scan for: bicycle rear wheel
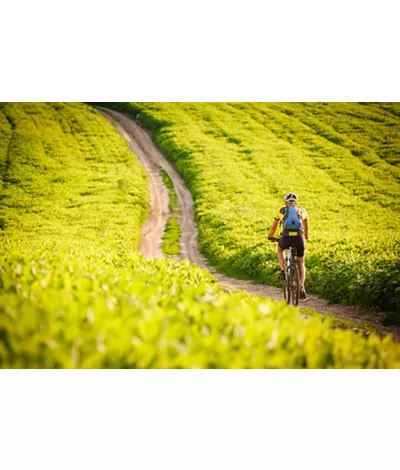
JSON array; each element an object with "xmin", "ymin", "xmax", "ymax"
[
  {"xmin": 283, "ymin": 278, "xmax": 290, "ymax": 304},
  {"xmin": 290, "ymin": 264, "xmax": 300, "ymax": 306}
]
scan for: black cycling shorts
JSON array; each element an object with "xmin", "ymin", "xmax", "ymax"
[{"xmin": 278, "ymin": 234, "xmax": 306, "ymax": 257}]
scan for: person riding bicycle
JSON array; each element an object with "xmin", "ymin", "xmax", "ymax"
[{"xmin": 268, "ymin": 193, "xmax": 309, "ymax": 300}]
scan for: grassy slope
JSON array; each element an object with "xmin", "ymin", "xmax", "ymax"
[
  {"xmin": 0, "ymin": 102, "xmax": 149, "ymax": 252},
  {"xmin": 98, "ymin": 102, "xmax": 400, "ymax": 315},
  {"xmin": 2, "ymin": 102, "xmax": 400, "ymax": 368}
]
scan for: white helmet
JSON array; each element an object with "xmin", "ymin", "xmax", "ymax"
[{"xmin": 284, "ymin": 193, "xmax": 298, "ymax": 204}]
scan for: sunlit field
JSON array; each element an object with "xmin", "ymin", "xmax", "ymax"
[
  {"xmin": 100, "ymin": 102, "xmax": 400, "ymax": 316},
  {"xmin": 2, "ymin": 102, "xmax": 400, "ymax": 368}
]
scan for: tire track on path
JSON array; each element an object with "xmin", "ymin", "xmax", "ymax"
[{"xmin": 100, "ymin": 108, "xmax": 400, "ymax": 340}]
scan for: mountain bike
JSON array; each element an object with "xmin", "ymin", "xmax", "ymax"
[{"xmin": 270, "ymin": 238, "xmax": 300, "ymax": 306}]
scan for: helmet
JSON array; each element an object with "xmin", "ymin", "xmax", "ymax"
[{"xmin": 284, "ymin": 193, "xmax": 298, "ymax": 204}]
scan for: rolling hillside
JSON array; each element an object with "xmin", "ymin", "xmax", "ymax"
[
  {"xmin": 2, "ymin": 102, "xmax": 400, "ymax": 368},
  {"xmin": 0, "ymin": 102, "xmax": 149, "ymax": 250},
  {"xmin": 99, "ymin": 103, "xmax": 400, "ymax": 316}
]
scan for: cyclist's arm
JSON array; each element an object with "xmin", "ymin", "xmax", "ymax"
[
  {"xmin": 303, "ymin": 218, "xmax": 309, "ymax": 239},
  {"xmin": 268, "ymin": 218, "xmax": 280, "ymax": 238}
]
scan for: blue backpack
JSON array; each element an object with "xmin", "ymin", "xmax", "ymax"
[{"xmin": 283, "ymin": 206, "xmax": 302, "ymax": 230}]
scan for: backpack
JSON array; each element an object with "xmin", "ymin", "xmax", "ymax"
[{"xmin": 283, "ymin": 206, "xmax": 302, "ymax": 230}]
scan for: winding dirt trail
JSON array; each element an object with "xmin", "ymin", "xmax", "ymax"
[
  {"xmin": 99, "ymin": 109, "xmax": 169, "ymax": 258},
  {"xmin": 101, "ymin": 108, "xmax": 400, "ymax": 340}
]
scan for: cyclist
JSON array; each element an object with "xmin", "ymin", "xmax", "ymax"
[{"xmin": 268, "ymin": 193, "xmax": 309, "ymax": 299}]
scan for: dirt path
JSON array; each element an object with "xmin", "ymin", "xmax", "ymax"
[
  {"xmin": 99, "ymin": 109, "xmax": 169, "ymax": 258},
  {"xmin": 101, "ymin": 108, "xmax": 400, "ymax": 340}
]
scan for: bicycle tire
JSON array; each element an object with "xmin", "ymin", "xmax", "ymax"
[
  {"xmin": 290, "ymin": 264, "xmax": 300, "ymax": 306},
  {"xmin": 283, "ymin": 278, "xmax": 290, "ymax": 304}
]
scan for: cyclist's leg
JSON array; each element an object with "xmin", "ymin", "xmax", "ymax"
[
  {"xmin": 295, "ymin": 236, "xmax": 306, "ymax": 297},
  {"xmin": 277, "ymin": 237, "xmax": 289, "ymax": 280},
  {"xmin": 298, "ymin": 256, "xmax": 306, "ymax": 286},
  {"xmin": 277, "ymin": 246, "xmax": 285, "ymax": 271}
]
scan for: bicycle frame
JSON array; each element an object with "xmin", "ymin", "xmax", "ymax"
[
  {"xmin": 284, "ymin": 246, "xmax": 300, "ymax": 306},
  {"xmin": 271, "ymin": 238, "xmax": 300, "ymax": 306},
  {"xmin": 285, "ymin": 246, "xmax": 297, "ymax": 273}
]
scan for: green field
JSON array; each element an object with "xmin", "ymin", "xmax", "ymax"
[
  {"xmin": 2, "ymin": 102, "xmax": 400, "ymax": 368},
  {"xmin": 0, "ymin": 102, "xmax": 149, "ymax": 250},
  {"xmin": 98, "ymin": 102, "xmax": 400, "ymax": 316}
]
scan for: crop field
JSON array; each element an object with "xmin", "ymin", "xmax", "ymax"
[
  {"xmin": 0, "ymin": 102, "xmax": 149, "ymax": 251},
  {"xmin": 2, "ymin": 102, "xmax": 400, "ymax": 368},
  {"xmin": 4, "ymin": 246, "xmax": 400, "ymax": 368},
  {"xmin": 100, "ymin": 103, "xmax": 400, "ymax": 317}
]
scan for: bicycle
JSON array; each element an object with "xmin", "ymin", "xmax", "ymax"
[{"xmin": 270, "ymin": 237, "xmax": 300, "ymax": 306}]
